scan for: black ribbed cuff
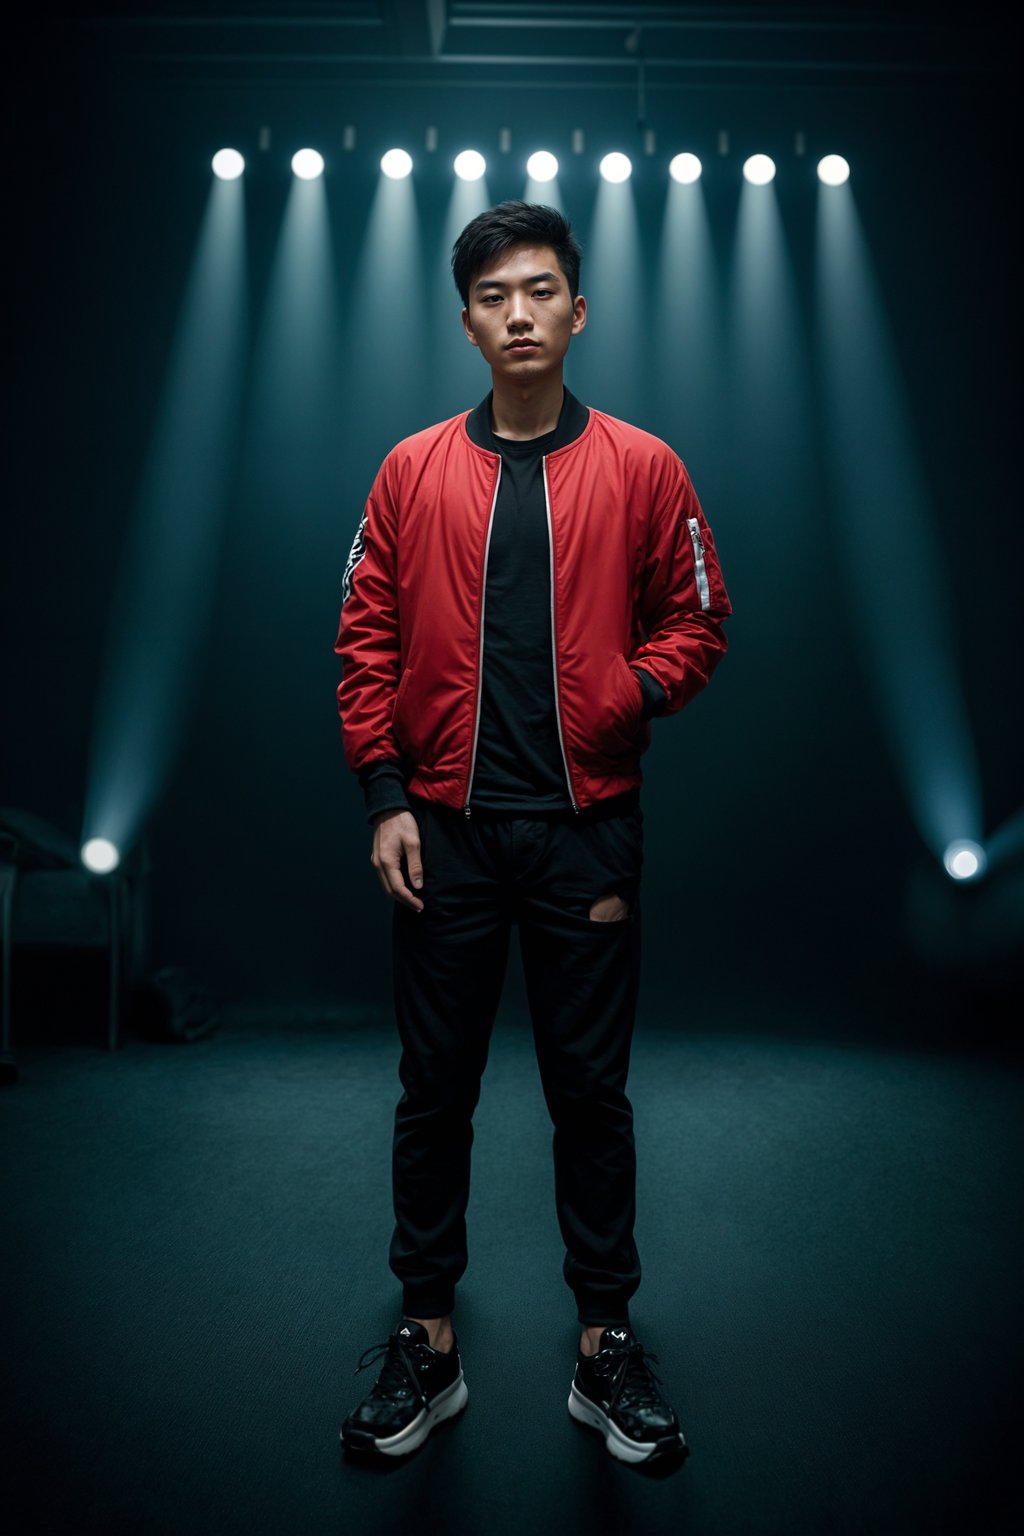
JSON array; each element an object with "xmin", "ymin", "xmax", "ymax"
[
  {"xmin": 358, "ymin": 760, "xmax": 412, "ymax": 824},
  {"xmin": 634, "ymin": 667, "xmax": 668, "ymax": 720}
]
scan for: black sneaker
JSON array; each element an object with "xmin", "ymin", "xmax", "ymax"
[
  {"xmin": 568, "ymin": 1324, "xmax": 689, "ymax": 1465},
  {"xmin": 340, "ymin": 1319, "xmax": 468, "ymax": 1457}
]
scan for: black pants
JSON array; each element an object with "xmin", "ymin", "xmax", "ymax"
[{"xmin": 388, "ymin": 790, "xmax": 645, "ymax": 1328}]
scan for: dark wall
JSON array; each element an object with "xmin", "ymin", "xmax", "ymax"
[{"xmin": 4, "ymin": 22, "xmax": 1020, "ymax": 1028}]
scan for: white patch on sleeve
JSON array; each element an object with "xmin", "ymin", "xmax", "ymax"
[{"xmin": 341, "ymin": 510, "xmax": 368, "ymax": 604}]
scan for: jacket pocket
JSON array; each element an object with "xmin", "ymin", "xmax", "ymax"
[
  {"xmin": 391, "ymin": 666, "xmax": 414, "ymax": 746},
  {"xmin": 589, "ymin": 653, "xmax": 644, "ymax": 760},
  {"xmin": 612, "ymin": 652, "xmax": 644, "ymax": 732},
  {"xmin": 573, "ymin": 654, "xmax": 647, "ymax": 771}
]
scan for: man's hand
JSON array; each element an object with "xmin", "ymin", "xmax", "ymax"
[{"xmin": 371, "ymin": 809, "xmax": 425, "ymax": 912}]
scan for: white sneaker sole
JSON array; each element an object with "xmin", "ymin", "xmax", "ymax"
[
  {"xmin": 567, "ymin": 1382, "xmax": 686, "ymax": 1464},
  {"xmin": 342, "ymin": 1369, "xmax": 468, "ymax": 1457}
]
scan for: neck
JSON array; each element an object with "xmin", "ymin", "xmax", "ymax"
[{"xmin": 489, "ymin": 372, "xmax": 565, "ymax": 440}]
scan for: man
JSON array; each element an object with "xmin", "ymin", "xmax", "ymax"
[{"xmin": 335, "ymin": 201, "xmax": 731, "ymax": 1464}]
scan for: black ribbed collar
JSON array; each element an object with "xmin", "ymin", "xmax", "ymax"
[{"xmin": 465, "ymin": 386, "xmax": 589, "ymax": 454}]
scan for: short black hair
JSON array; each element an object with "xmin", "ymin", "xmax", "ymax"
[{"xmin": 451, "ymin": 200, "xmax": 583, "ymax": 308}]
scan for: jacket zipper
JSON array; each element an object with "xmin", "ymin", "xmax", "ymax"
[
  {"xmin": 542, "ymin": 457, "xmax": 580, "ymax": 813},
  {"xmin": 687, "ymin": 517, "xmax": 711, "ymax": 611},
  {"xmin": 463, "ymin": 460, "xmax": 502, "ymax": 816}
]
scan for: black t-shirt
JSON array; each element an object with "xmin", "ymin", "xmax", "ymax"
[{"xmin": 467, "ymin": 416, "xmax": 574, "ymax": 811}]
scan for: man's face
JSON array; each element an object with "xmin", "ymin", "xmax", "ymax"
[{"xmin": 461, "ymin": 243, "xmax": 586, "ymax": 380}]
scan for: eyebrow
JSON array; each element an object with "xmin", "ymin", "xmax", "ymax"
[{"xmin": 473, "ymin": 270, "xmax": 561, "ymax": 292}]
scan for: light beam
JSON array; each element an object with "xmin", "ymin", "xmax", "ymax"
[
  {"xmin": 83, "ymin": 176, "xmax": 248, "ymax": 860},
  {"xmin": 815, "ymin": 182, "xmax": 984, "ymax": 864}
]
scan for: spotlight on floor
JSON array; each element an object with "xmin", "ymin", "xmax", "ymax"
[
  {"xmin": 943, "ymin": 840, "xmax": 987, "ymax": 882},
  {"xmin": 526, "ymin": 150, "xmax": 559, "ymax": 183},
  {"xmin": 380, "ymin": 148, "xmax": 413, "ymax": 180},
  {"xmin": 599, "ymin": 152, "xmax": 632, "ymax": 184},
  {"xmin": 669, "ymin": 152, "xmax": 702, "ymax": 185},
  {"xmin": 81, "ymin": 838, "xmax": 121, "ymax": 875},
  {"xmin": 742, "ymin": 154, "xmax": 776, "ymax": 185},
  {"xmin": 817, "ymin": 154, "xmax": 851, "ymax": 186},
  {"xmin": 211, "ymin": 148, "xmax": 245, "ymax": 181},
  {"xmin": 454, "ymin": 149, "xmax": 486, "ymax": 181},
  {"xmin": 291, "ymin": 148, "xmax": 325, "ymax": 180}
]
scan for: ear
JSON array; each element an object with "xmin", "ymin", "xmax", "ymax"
[
  {"xmin": 570, "ymin": 294, "xmax": 587, "ymax": 337},
  {"xmin": 461, "ymin": 306, "xmax": 480, "ymax": 348}
]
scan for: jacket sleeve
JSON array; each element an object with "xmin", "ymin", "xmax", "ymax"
[
  {"xmin": 629, "ymin": 454, "xmax": 732, "ymax": 715},
  {"xmin": 334, "ymin": 458, "xmax": 410, "ymax": 787}
]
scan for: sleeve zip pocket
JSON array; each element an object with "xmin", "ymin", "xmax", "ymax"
[{"xmin": 686, "ymin": 518, "xmax": 711, "ymax": 611}]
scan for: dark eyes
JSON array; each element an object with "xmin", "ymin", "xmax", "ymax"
[{"xmin": 482, "ymin": 289, "xmax": 553, "ymax": 303}]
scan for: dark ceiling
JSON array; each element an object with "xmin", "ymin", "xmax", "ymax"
[{"xmin": 57, "ymin": 3, "xmax": 1008, "ymax": 85}]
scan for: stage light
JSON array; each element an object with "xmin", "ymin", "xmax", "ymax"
[
  {"xmin": 526, "ymin": 150, "xmax": 558, "ymax": 182},
  {"xmin": 943, "ymin": 840, "xmax": 986, "ymax": 882},
  {"xmin": 599, "ymin": 152, "xmax": 632, "ymax": 184},
  {"xmin": 380, "ymin": 148, "xmax": 413, "ymax": 180},
  {"xmin": 291, "ymin": 148, "xmax": 325, "ymax": 180},
  {"xmin": 817, "ymin": 154, "xmax": 850, "ymax": 186},
  {"xmin": 669, "ymin": 153, "xmax": 702, "ymax": 185},
  {"xmin": 742, "ymin": 154, "xmax": 776, "ymax": 185},
  {"xmin": 454, "ymin": 150, "xmax": 486, "ymax": 181},
  {"xmin": 81, "ymin": 838, "xmax": 120, "ymax": 875},
  {"xmin": 211, "ymin": 148, "xmax": 244, "ymax": 181}
]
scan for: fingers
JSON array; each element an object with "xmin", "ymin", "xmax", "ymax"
[
  {"xmin": 375, "ymin": 843, "xmax": 422, "ymax": 910},
  {"xmin": 404, "ymin": 828, "xmax": 424, "ymax": 892},
  {"xmin": 371, "ymin": 812, "xmax": 425, "ymax": 912}
]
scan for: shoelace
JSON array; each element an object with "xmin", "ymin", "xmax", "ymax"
[
  {"xmin": 353, "ymin": 1336, "xmax": 430, "ymax": 1409},
  {"xmin": 594, "ymin": 1342, "xmax": 666, "ymax": 1413}
]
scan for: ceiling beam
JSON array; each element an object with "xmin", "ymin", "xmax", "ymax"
[{"xmin": 378, "ymin": 0, "xmax": 448, "ymax": 56}]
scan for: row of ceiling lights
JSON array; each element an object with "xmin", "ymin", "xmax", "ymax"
[{"xmin": 210, "ymin": 147, "xmax": 851, "ymax": 186}]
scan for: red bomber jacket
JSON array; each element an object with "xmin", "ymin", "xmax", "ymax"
[{"xmin": 334, "ymin": 391, "xmax": 732, "ymax": 815}]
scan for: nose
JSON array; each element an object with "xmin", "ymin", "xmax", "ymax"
[{"xmin": 507, "ymin": 291, "xmax": 532, "ymax": 329}]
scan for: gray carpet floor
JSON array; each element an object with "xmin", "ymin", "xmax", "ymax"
[{"xmin": 2, "ymin": 1003, "xmax": 1022, "ymax": 1536}]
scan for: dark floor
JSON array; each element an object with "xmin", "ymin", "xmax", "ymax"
[{"xmin": 2, "ymin": 999, "xmax": 1022, "ymax": 1536}]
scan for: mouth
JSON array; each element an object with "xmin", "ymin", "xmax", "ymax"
[{"xmin": 506, "ymin": 341, "xmax": 539, "ymax": 352}]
